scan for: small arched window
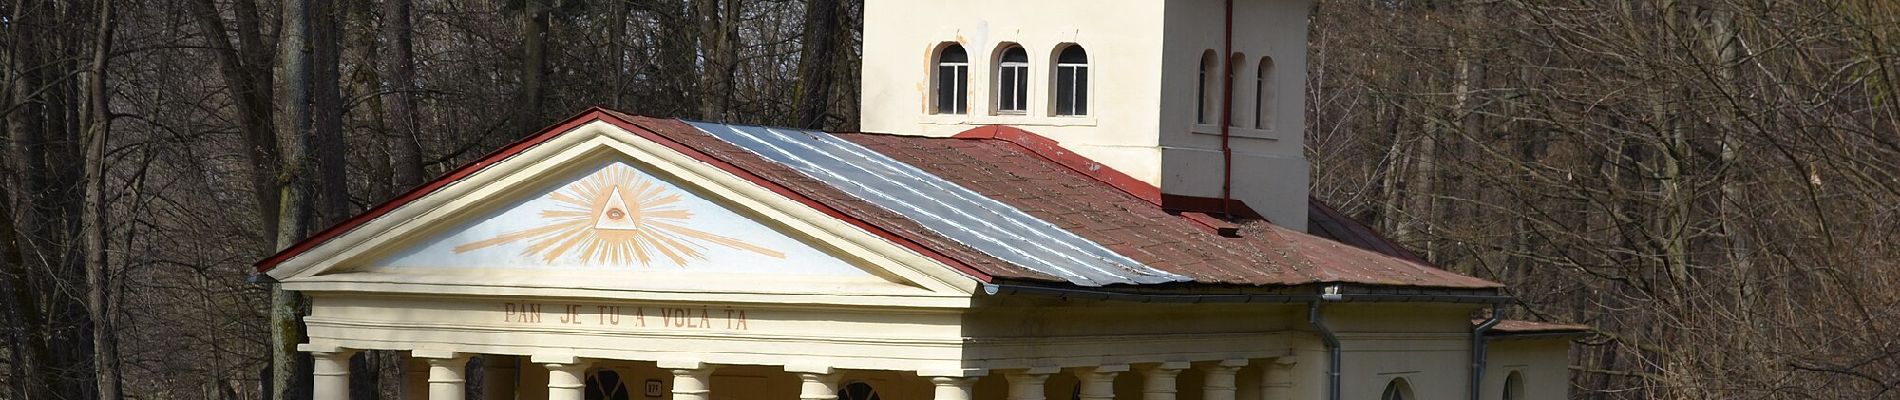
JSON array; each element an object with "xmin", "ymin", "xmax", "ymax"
[
  {"xmin": 1503, "ymin": 371, "xmax": 1525, "ymax": 400},
  {"xmin": 586, "ymin": 370, "xmax": 631, "ymax": 400},
  {"xmin": 1254, "ymin": 56, "xmax": 1274, "ymax": 129},
  {"xmin": 1054, "ymin": 45, "xmax": 1089, "ymax": 116},
  {"xmin": 1381, "ymin": 378, "xmax": 1414, "ymax": 400},
  {"xmin": 838, "ymin": 382, "xmax": 882, "ymax": 400},
  {"xmin": 1197, "ymin": 50, "xmax": 1218, "ymax": 124},
  {"xmin": 997, "ymin": 45, "xmax": 1030, "ymax": 113},
  {"xmin": 936, "ymin": 44, "xmax": 970, "ymax": 115}
]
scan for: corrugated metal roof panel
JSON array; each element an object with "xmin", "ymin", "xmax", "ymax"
[{"xmin": 684, "ymin": 121, "xmax": 1190, "ymax": 287}]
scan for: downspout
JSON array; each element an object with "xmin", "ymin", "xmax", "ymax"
[
  {"xmin": 1470, "ymin": 302, "xmax": 1506, "ymax": 400},
  {"xmin": 1310, "ymin": 285, "xmax": 1343, "ymax": 400},
  {"xmin": 1218, "ymin": 0, "xmax": 1236, "ymax": 217}
]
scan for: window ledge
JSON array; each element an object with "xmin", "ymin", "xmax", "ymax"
[
  {"xmin": 921, "ymin": 114, "xmax": 1099, "ymax": 127},
  {"xmin": 1189, "ymin": 124, "xmax": 1279, "ymax": 140}
]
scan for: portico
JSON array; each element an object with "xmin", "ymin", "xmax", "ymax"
[{"xmin": 255, "ymin": 110, "xmax": 1568, "ymax": 400}]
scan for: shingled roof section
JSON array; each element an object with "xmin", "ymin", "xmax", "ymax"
[{"xmin": 836, "ymin": 132, "xmax": 1498, "ymax": 289}]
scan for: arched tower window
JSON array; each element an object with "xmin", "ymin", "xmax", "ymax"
[
  {"xmin": 1197, "ymin": 50, "xmax": 1218, "ymax": 124},
  {"xmin": 935, "ymin": 44, "xmax": 969, "ymax": 115},
  {"xmin": 1054, "ymin": 45, "xmax": 1090, "ymax": 116},
  {"xmin": 1503, "ymin": 371, "xmax": 1526, "ymax": 400},
  {"xmin": 1255, "ymin": 56, "xmax": 1274, "ymax": 129},
  {"xmin": 1381, "ymin": 378, "xmax": 1415, "ymax": 400},
  {"xmin": 997, "ymin": 45, "xmax": 1030, "ymax": 114},
  {"xmin": 1227, "ymin": 53, "xmax": 1245, "ymax": 127},
  {"xmin": 838, "ymin": 382, "xmax": 882, "ymax": 400}
]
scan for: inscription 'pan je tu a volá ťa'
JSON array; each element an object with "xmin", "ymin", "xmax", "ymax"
[{"xmin": 501, "ymin": 302, "xmax": 750, "ymax": 331}]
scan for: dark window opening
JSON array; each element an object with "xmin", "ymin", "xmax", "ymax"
[
  {"xmin": 1055, "ymin": 46, "xmax": 1090, "ymax": 116},
  {"xmin": 586, "ymin": 370, "xmax": 631, "ymax": 400},
  {"xmin": 937, "ymin": 44, "xmax": 969, "ymax": 115},
  {"xmin": 838, "ymin": 382, "xmax": 881, "ymax": 400},
  {"xmin": 998, "ymin": 46, "xmax": 1030, "ymax": 113}
]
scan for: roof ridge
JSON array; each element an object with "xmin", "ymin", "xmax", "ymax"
[{"xmin": 949, "ymin": 125, "xmax": 1165, "ymax": 206}]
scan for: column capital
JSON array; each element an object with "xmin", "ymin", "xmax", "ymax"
[
  {"xmin": 1144, "ymin": 361, "xmax": 1192, "ymax": 372},
  {"xmin": 1007, "ymin": 366, "xmax": 1061, "ymax": 376},
  {"xmin": 929, "ymin": 376, "xmax": 979, "ymax": 387},
  {"xmin": 918, "ymin": 368, "xmax": 988, "ymax": 378},
  {"xmin": 531, "ymin": 353, "xmax": 582, "ymax": 365},
  {"xmin": 658, "ymin": 358, "xmax": 709, "ymax": 371},
  {"xmin": 785, "ymin": 360, "xmax": 834, "ymax": 375},
  {"xmin": 297, "ymin": 343, "xmax": 352, "ymax": 355},
  {"xmin": 411, "ymin": 349, "xmax": 464, "ymax": 361}
]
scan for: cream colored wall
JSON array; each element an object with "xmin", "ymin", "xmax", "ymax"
[
  {"xmin": 860, "ymin": 0, "xmax": 1313, "ymax": 228},
  {"xmin": 960, "ymin": 296, "xmax": 1299, "ymax": 369},
  {"xmin": 860, "ymin": 0, "xmax": 1169, "ymax": 185},
  {"xmin": 1154, "ymin": 0, "xmax": 1312, "ymax": 227},
  {"xmin": 1279, "ymin": 304, "xmax": 1488, "ymax": 400},
  {"xmin": 1483, "ymin": 339, "xmax": 1570, "ymax": 400}
]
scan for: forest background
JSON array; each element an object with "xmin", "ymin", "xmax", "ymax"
[{"xmin": 3, "ymin": 0, "xmax": 1898, "ymax": 399}]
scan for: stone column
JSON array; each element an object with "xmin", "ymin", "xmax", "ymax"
[
  {"xmin": 413, "ymin": 350, "xmax": 470, "ymax": 400},
  {"xmin": 789, "ymin": 365, "xmax": 838, "ymax": 400},
  {"xmin": 542, "ymin": 360, "xmax": 590, "ymax": 400},
  {"xmin": 1141, "ymin": 362, "xmax": 1190, "ymax": 400},
  {"xmin": 1075, "ymin": 365, "xmax": 1127, "ymax": 400},
  {"xmin": 1259, "ymin": 358, "xmax": 1296, "ymax": 400},
  {"xmin": 1005, "ymin": 368, "xmax": 1056, "ymax": 400},
  {"xmin": 929, "ymin": 377, "xmax": 978, "ymax": 400},
  {"xmin": 1202, "ymin": 360, "xmax": 1248, "ymax": 400},
  {"xmin": 662, "ymin": 360, "xmax": 716, "ymax": 400},
  {"xmin": 484, "ymin": 355, "xmax": 521, "ymax": 400},
  {"xmin": 303, "ymin": 346, "xmax": 356, "ymax": 400}
]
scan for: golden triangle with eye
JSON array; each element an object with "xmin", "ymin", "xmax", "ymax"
[{"xmin": 453, "ymin": 164, "xmax": 785, "ymax": 266}]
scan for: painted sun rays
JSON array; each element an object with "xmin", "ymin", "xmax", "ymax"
[{"xmin": 453, "ymin": 163, "xmax": 784, "ymax": 266}]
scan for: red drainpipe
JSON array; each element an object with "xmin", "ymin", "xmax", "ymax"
[{"xmin": 1219, "ymin": 0, "xmax": 1236, "ymax": 217}]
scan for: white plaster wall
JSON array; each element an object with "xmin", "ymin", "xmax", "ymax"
[
  {"xmin": 861, "ymin": 0, "xmax": 1314, "ymax": 228},
  {"xmin": 1483, "ymin": 340, "xmax": 1571, "ymax": 400}
]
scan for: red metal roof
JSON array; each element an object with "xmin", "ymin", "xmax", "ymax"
[
  {"xmin": 838, "ymin": 132, "xmax": 1497, "ymax": 288},
  {"xmin": 258, "ymin": 108, "xmax": 1500, "ymax": 290}
]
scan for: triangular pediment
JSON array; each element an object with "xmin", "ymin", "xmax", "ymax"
[
  {"xmin": 265, "ymin": 116, "xmax": 977, "ymax": 306},
  {"xmin": 372, "ymin": 159, "xmax": 867, "ymax": 277}
]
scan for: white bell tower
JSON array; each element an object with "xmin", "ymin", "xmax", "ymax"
[{"xmin": 859, "ymin": 0, "xmax": 1315, "ymax": 229}]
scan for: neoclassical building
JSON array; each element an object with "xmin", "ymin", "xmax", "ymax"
[{"xmin": 256, "ymin": 1, "xmax": 1585, "ymax": 400}]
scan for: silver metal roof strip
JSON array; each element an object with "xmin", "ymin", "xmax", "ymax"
[
  {"xmin": 781, "ymin": 127, "xmax": 1180, "ymax": 279},
  {"xmin": 687, "ymin": 121, "xmax": 1187, "ymax": 286},
  {"xmin": 697, "ymin": 124, "xmax": 1085, "ymax": 281}
]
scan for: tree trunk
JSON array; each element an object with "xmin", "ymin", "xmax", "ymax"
[
  {"xmin": 272, "ymin": 0, "xmax": 319, "ymax": 398},
  {"xmin": 81, "ymin": 0, "xmax": 121, "ymax": 397},
  {"xmin": 312, "ymin": 0, "xmax": 347, "ymax": 225},
  {"xmin": 696, "ymin": 0, "xmax": 740, "ymax": 120},
  {"xmin": 793, "ymin": 0, "xmax": 843, "ymax": 129},
  {"xmin": 187, "ymin": 0, "xmax": 282, "ymax": 243},
  {"xmin": 380, "ymin": 0, "xmax": 426, "ymax": 191},
  {"xmin": 513, "ymin": 0, "xmax": 551, "ymax": 135}
]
